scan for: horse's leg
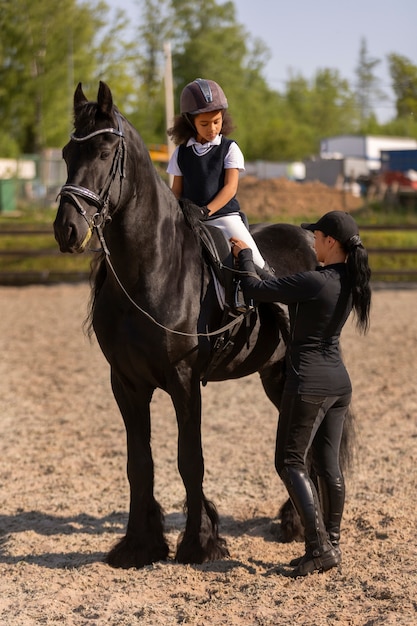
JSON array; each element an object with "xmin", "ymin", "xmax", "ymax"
[
  {"xmin": 171, "ymin": 371, "xmax": 229, "ymax": 564},
  {"xmin": 106, "ymin": 372, "xmax": 169, "ymax": 568}
]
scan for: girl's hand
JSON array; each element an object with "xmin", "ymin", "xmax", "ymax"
[{"xmin": 230, "ymin": 237, "xmax": 250, "ymax": 258}]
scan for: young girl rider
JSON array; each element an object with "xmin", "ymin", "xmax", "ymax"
[
  {"xmin": 231, "ymin": 210, "xmax": 372, "ymax": 577},
  {"xmin": 167, "ymin": 78, "xmax": 268, "ymax": 272}
]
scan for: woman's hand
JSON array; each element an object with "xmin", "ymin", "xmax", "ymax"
[{"xmin": 230, "ymin": 237, "xmax": 250, "ymax": 258}]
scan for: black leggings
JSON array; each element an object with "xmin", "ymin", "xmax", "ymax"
[
  {"xmin": 275, "ymin": 392, "xmax": 351, "ymax": 478},
  {"xmin": 275, "ymin": 392, "xmax": 351, "ymax": 546}
]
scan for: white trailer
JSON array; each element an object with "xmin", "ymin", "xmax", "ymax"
[{"xmin": 320, "ymin": 135, "xmax": 417, "ymax": 172}]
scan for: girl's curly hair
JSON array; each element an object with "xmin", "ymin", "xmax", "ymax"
[{"xmin": 167, "ymin": 111, "xmax": 235, "ymax": 145}]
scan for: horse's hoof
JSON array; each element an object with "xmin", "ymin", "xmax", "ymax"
[
  {"xmin": 106, "ymin": 535, "xmax": 169, "ymax": 569},
  {"xmin": 175, "ymin": 535, "xmax": 229, "ymax": 564}
]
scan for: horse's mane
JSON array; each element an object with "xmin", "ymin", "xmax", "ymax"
[
  {"xmin": 83, "ymin": 199, "xmax": 203, "ymax": 339},
  {"xmin": 178, "ymin": 198, "xmax": 206, "ymax": 244}
]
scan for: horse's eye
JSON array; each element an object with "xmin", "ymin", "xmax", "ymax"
[{"xmin": 100, "ymin": 150, "xmax": 111, "ymax": 160}]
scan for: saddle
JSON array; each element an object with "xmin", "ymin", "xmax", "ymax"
[
  {"xmin": 199, "ymin": 221, "xmax": 254, "ymax": 316},
  {"xmin": 198, "ymin": 222, "xmax": 257, "ymax": 384},
  {"xmin": 179, "ymin": 199, "xmax": 258, "ymax": 385},
  {"xmin": 179, "ymin": 198, "xmax": 254, "ymax": 316}
]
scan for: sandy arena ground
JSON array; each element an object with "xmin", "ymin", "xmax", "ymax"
[{"xmin": 0, "ymin": 283, "xmax": 416, "ymax": 625}]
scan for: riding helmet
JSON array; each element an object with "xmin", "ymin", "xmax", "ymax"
[{"xmin": 180, "ymin": 78, "xmax": 228, "ymax": 115}]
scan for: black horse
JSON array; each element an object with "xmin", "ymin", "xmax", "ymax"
[{"xmin": 54, "ymin": 82, "xmax": 351, "ymax": 568}]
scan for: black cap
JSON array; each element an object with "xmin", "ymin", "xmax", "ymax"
[{"xmin": 301, "ymin": 211, "xmax": 359, "ymax": 245}]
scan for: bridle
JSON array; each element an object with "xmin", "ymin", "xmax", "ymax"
[
  {"xmin": 57, "ymin": 111, "xmax": 253, "ymax": 338},
  {"xmin": 58, "ymin": 111, "xmax": 126, "ymax": 243}
]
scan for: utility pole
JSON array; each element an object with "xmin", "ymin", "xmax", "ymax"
[{"xmin": 163, "ymin": 41, "xmax": 175, "ymax": 186}]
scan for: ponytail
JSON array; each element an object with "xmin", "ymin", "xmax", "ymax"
[{"xmin": 344, "ymin": 242, "xmax": 372, "ymax": 333}]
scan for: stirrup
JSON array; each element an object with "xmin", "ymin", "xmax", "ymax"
[{"xmin": 234, "ymin": 279, "xmax": 255, "ymax": 314}]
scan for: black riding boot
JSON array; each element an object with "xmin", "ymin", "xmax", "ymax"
[
  {"xmin": 280, "ymin": 466, "xmax": 339, "ymax": 576},
  {"xmin": 317, "ymin": 474, "xmax": 344, "ymax": 559}
]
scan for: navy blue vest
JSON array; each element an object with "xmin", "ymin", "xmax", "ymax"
[{"xmin": 177, "ymin": 137, "xmax": 240, "ymax": 217}]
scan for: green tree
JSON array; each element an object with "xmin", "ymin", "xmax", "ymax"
[
  {"xmin": 168, "ymin": 0, "xmax": 274, "ymax": 158},
  {"xmin": 354, "ymin": 38, "xmax": 385, "ymax": 125},
  {"xmin": 129, "ymin": 0, "xmax": 172, "ymax": 145},
  {"xmin": 170, "ymin": 0, "xmax": 249, "ymax": 89},
  {"xmin": 0, "ymin": 0, "xmax": 135, "ymax": 155},
  {"xmin": 311, "ymin": 69, "xmax": 360, "ymax": 137},
  {"xmin": 387, "ymin": 53, "xmax": 417, "ymax": 119},
  {"xmin": 279, "ymin": 70, "xmax": 359, "ymax": 160}
]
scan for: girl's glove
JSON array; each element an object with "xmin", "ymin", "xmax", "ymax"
[{"xmin": 198, "ymin": 205, "xmax": 210, "ymax": 220}]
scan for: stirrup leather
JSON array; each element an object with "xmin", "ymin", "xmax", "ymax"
[{"xmin": 234, "ymin": 279, "xmax": 255, "ymax": 314}]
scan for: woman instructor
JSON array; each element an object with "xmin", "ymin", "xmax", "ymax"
[{"xmin": 230, "ymin": 211, "xmax": 371, "ymax": 576}]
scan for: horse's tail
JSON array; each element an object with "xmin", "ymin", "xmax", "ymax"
[
  {"xmin": 340, "ymin": 403, "xmax": 356, "ymax": 474},
  {"xmin": 83, "ymin": 250, "xmax": 107, "ymax": 338}
]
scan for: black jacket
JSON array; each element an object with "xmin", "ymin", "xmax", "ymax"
[{"xmin": 238, "ymin": 249, "xmax": 353, "ymax": 395}]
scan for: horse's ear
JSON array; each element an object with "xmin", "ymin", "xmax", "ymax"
[
  {"xmin": 74, "ymin": 83, "xmax": 88, "ymax": 109},
  {"xmin": 97, "ymin": 81, "xmax": 113, "ymax": 115}
]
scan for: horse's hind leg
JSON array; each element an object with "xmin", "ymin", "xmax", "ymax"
[
  {"xmin": 106, "ymin": 373, "xmax": 169, "ymax": 568},
  {"xmin": 171, "ymin": 374, "xmax": 229, "ymax": 564}
]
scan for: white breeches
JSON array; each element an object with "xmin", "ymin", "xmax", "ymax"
[{"xmin": 207, "ymin": 213, "xmax": 265, "ymax": 268}]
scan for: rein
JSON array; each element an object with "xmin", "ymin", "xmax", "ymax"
[
  {"xmin": 59, "ymin": 113, "xmax": 252, "ymax": 338},
  {"xmin": 97, "ymin": 222, "xmax": 249, "ymax": 338}
]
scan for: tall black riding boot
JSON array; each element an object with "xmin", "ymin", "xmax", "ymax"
[
  {"xmin": 280, "ymin": 466, "xmax": 339, "ymax": 576},
  {"xmin": 317, "ymin": 474, "xmax": 345, "ymax": 559}
]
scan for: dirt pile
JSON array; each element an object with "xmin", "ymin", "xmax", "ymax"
[{"xmin": 238, "ymin": 176, "xmax": 364, "ymax": 220}]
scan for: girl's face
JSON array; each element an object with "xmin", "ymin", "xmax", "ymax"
[{"xmin": 193, "ymin": 110, "xmax": 223, "ymax": 143}]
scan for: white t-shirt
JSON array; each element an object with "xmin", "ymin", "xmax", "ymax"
[{"xmin": 167, "ymin": 135, "xmax": 245, "ymax": 176}]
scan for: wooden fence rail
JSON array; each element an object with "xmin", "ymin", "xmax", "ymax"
[
  {"xmin": 0, "ymin": 228, "xmax": 91, "ymax": 285},
  {"xmin": 1, "ymin": 225, "xmax": 417, "ymax": 285},
  {"xmin": 358, "ymin": 224, "xmax": 417, "ymax": 279}
]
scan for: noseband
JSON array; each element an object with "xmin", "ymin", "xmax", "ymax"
[{"xmin": 58, "ymin": 111, "xmax": 126, "ymax": 231}]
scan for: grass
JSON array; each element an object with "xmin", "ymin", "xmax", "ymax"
[
  {"xmin": 0, "ymin": 205, "xmax": 93, "ymax": 276},
  {"xmin": 349, "ymin": 202, "xmax": 417, "ymax": 280}
]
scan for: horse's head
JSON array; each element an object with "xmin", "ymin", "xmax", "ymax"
[{"xmin": 54, "ymin": 81, "xmax": 128, "ymax": 253}]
